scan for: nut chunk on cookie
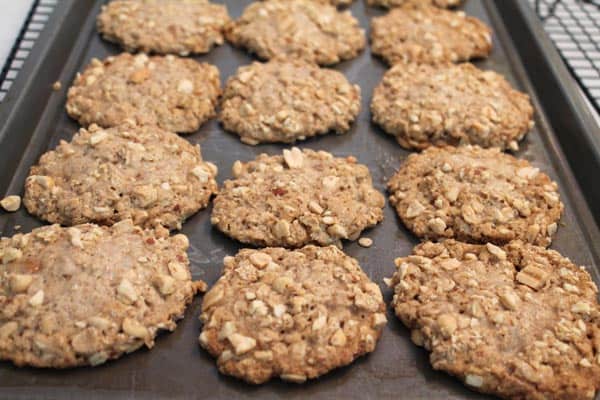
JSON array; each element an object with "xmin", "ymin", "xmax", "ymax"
[
  {"xmin": 366, "ymin": 0, "xmax": 462, "ymax": 9},
  {"xmin": 371, "ymin": 63, "xmax": 534, "ymax": 150},
  {"xmin": 66, "ymin": 53, "xmax": 221, "ymax": 133},
  {"xmin": 387, "ymin": 146, "xmax": 563, "ymax": 247},
  {"xmin": 211, "ymin": 148, "xmax": 385, "ymax": 248},
  {"xmin": 24, "ymin": 123, "xmax": 218, "ymax": 230},
  {"xmin": 225, "ymin": 0, "xmax": 365, "ymax": 65},
  {"xmin": 200, "ymin": 246, "xmax": 387, "ymax": 384},
  {"xmin": 97, "ymin": 0, "xmax": 231, "ymax": 55},
  {"xmin": 219, "ymin": 60, "xmax": 361, "ymax": 144},
  {"xmin": 371, "ymin": 6, "xmax": 491, "ymax": 65},
  {"xmin": 0, "ymin": 221, "xmax": 201, "ymax": 368},
  {"xmin": 388, "ymin": 240, "xmax": 600, "ymax": 400}
]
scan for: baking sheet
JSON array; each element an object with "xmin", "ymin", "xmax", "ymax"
[{"xmin": 0, "ymin": 0, "xmax": 599, "ymax": 399}]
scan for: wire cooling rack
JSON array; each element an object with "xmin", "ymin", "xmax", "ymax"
[
  {"xmin": 0, "ymin": 0, "xmax": 56, "ymax": 102},
  {"xmin": 531, "ymin": 0, "xmax": 600, "ymax": 114}
]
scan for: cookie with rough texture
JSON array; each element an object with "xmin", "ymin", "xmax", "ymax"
[
  {"xmin": 66, "ymin": 53, "xmax": 221, "ymax": 133},
  {"xmin": 367, "ymin": 0, "xmax": 461, "ymax": 8},
  {"xmin": 0, "ymin": 221, "xmax": 204, "ymax": 368},
  {"xmin": 371, "ymin": 7, "xmax": 492, "ymax": 65},
  {"xmin": 225, "ymin": 0, "xmax": 365, "ymax": 66},
  {"xmin": 388, "ymin": 240, "xmax": 600, "ymax": 399},
  {"xmin": 24, "ymin": 123, "xmax": 218, "ymax": 230},
  {"xmin": 200, "ymin": 245, "xmax": 387, "ymax": 384},
  {"xmin": 264, "ymin": 0, "xmax": 354, "ymax": 5},
  {"xmin": 211, "ymin": 148, "xmax": 385, "ymax": 248},
  {"xmin": 219, "ymin": 60, "xmax": 361, "ymax": 144},
  {"xmin": 97, "ymin": 0, "xmax": 231, "ymax": 55},
  {"xmin": 371, "ymin": 63, "xmax": 534, "ymax": 150},
  {"xmin": 388, "ymin": 146, "xmax": 563, "ymax": 247}
]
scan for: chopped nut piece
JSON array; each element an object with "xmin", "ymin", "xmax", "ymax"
[
  {"xmin": 330, "ymin": 329, "xmax": 347, "ymax": 346},
  {"xmin": 117, "ymin": 279, "xmax": 138, "ymax": 304},
  {"xmin": 52, "ymin": 81, "xmax": 62, "ymax": 91},
  {"xmin": 89, "ymin": 130, "xmax": 108, "ymax": 146},
  {"xmin": 9, "ymin": 274, "xmax": 33, "ymax": 293},
  {"xmin": 29, "ymin": 290, "xmax": 45, "ymax": 307},
  {"xmin": 465, "ymin": 374, "xmax": 484, "ymax": 388},
  {"xmin": 228, "ymin": 333, "xmax": 256, "ymax": 355},
  {"xmin": 280, "ymin": 374, "xmax": 307, "ymax": 383},
  {"xmin": 2, "ymin": 247, "xmax": 23, "ymax": 264},
  {"xmin": 358, "ymin": 237, "xmax": 373, "ymax": 248},
  {"xmin": 122, "ymin": 318, "xmax": 148, "ymax": 339},
  {"xmin": 406, "ymin": 200, "xmax": 425, "ymax": 218},
  {"xmin": 516, "ymin": 265, "xmax": 548, "ymax": 290},
  {"xmin": 437, "ymin": 313, "xmax": 457, "ymax": 338},
  {"xmin": 177, "ymin": 79, "xmax": 194, "ymax": 94},
  {"xmin": 249, "ymin": 252, "xmax": 272, "ymax": 268},
  {"xmin": 203, "ymin": 286, "xmax": 224, "ymax": 309},
  {"xmin": 283, "ymin": 147, "xmax": 304, "ymax": 169},
  {"xmin": 273, "ymin": 219, "xmax": 291, "ymax": 239},
  {"xmin": 153, "ymin": 274, "xmax": 176, "ymax": 296},
  {"xmin": 167, "ymin": 261, "xmax": 189, "ymax": 281},
  {"xmin": 486, "ymin": 243, "xmax": 507, "ymax": 260},
  {"xmin": 0, "ymin": 195, "xmax": 21, "ymax": 212}
]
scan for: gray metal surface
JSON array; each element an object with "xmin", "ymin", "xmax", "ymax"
[{"xmin": 0, "ymin": 1, "xmax": 599, "ymax": 399}]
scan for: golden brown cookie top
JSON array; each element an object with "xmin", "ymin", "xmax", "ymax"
[
  {"xmin": 387, "ymin": 146, "xmax": 563, "ymax": 247},
  {"xmin": 226, "ymin": 0, "xmax": 366, "ymax": 65},
  {"xmin": 0, "ymin": 221, "xmax": 201, "ymax": 368},
  {"xmin": 388, "ymin": 240, "xmax": 600, "ymax": 399},
  {"xmin": 200, "ymin": 245, "xmax": 386, "ymax": 384}
]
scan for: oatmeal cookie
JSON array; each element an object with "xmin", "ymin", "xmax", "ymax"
[
  {"xmin": 211, "ymin": 148, "xmax": 385, "ymax": 248},
  {"xmin": 387, "ymin": 146, "xmax": 563, "ymax": 247},
  {"xmin": 97, "ymin": 0, "xmax": 231, "ymax": 55},
  {"xmin": 24, "ymin": 123, "xmax": 218, "ymax": 230},
  {"xmin": 66, "ymin": 53, "xmax": 221, "ymax": 133},
  {"xmin": 371, "ymin": 7, "xmax": 492, "ymax": 65},
  {"xmin": 366, "ymin": 0, "xmax": 462, "ymax": 8},
  {"xmin": 371, "ymin": 63, "xmax": 534, "ymax": 150},
  {"xmin": 225, "ymin": 0, "xmax": 365, "ymax": 65},
  {"xmin": 388, "ymin": 240, "xmax": 600, "ymax": 399},
  {"xmin": 200, "ymin": 245, "xmax": 386, "ymax": 384},
  {"xmin": 0, "ymin": 221, "xmax": 203, "ymax": 368},
  {"xmin": 219, "ymin": 59, "xmax": 361, "ymax": 144}
]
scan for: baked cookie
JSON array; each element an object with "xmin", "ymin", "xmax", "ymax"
[
  {"xmin": 387, "ymin": 240, "xmax": 600, "ymax": 399},
  {"xmin": 366, "ymin": 0, "xmax": 462, "ymax": 8},
  {"xmin": 211, "ymin": 148, "xmax": 385, "ymax": 248},
  {"xmin": 225, "ymin": 0, "xmax": 365, "ymax": 65},
  {"xmin": 387, "ymin": 146, "xmax": 563, "ymax": 247},
  {"xmin": 97, "ymin": 0, "xmax": 231, "ymax": 55},
  {"xmin": 264, "ymin": 0, "xmax": 354, "ymax": 5},
  {"xmin": 0, "ymin": 221, "xmax": 204, "ymax": 368},
  {"xmin": 23, "ymin": 123, "xmax": 218, "ymax": 230},
  {"xmin": 219, "ymin": 60, "xmax": 361, "ymax": 145},
  {"xmin": 371, "ymin": 63, "xmax": 534, "ymax": 150},
  {"xmin": 371, "ymin": 7, "xmax": 492, "ymax": 65},
  {"xmin": 200, "ymin": 246, "xmax": 386, "ymax": 384},
  {"xmin": 66, "ymin": 53, "xmax": 221, "ymax": 133}
]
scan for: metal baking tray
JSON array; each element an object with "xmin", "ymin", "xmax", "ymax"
[{"xmin": 1, "ymin": 1, "xmax": 599, "ymax": 399}]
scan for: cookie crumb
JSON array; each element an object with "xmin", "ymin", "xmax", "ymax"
[
  {"xmin": 52, "ymin": 81, "xmax": 62, "ymax": 91},
  {"xmin": 14, "ymin": 225, "xmax": 21, "ymax": 231},
  {"xmin": 0, "ymin": 195, "xmax": 21, "ymax": 212},
  {"xmin": 358, "ymin": 237, "xmax": 373, "ymax": 248}
]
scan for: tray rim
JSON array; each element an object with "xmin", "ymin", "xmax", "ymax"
[{"xmin": 0, "ymin": 0, "xmax": 599, "ymax": 399}]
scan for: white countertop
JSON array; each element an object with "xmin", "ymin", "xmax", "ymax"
[{"xmin": 0, "ymin": 0, "xmax": 35, "ymax": 69}]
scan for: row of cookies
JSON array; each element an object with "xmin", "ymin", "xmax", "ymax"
[{"xmin": 367, "ymin": 3, "xmax": 600, "ymax": 400}]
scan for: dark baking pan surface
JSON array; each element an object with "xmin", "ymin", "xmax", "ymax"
[{"xmin": 0, "ymin": 1, "xmax": 599, "ymax": 399}]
